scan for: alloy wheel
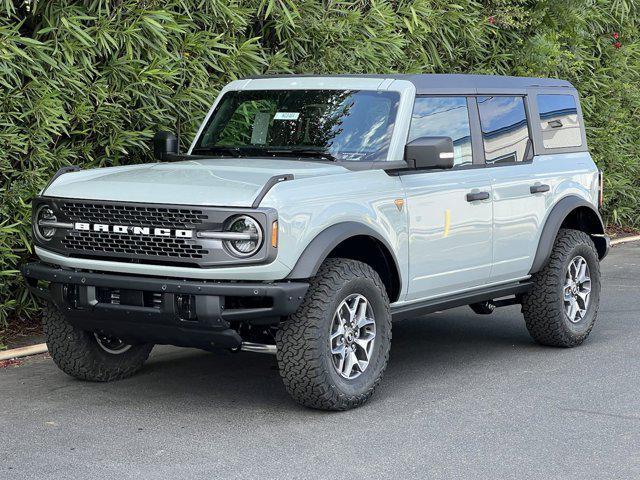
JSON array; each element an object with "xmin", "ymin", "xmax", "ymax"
[
  {"xmin": 563, "ymin": 255, "xmax": 592, "ymax": 323},
  {"xmin": 329, "ymin": 294, "xmax": 376, "ymax": 379}
]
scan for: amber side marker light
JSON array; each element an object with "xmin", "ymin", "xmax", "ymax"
[{"xmin": 271, "ymin": 221, "xmax": 278, "ymax": 248}]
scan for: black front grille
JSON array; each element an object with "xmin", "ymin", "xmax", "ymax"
[
  {"xmin": 57, "ymin": 200, "xmax": 210, "ymax": 260},
  {"xmin": 60, "ymin": 202, "xmax": 208, "ymax": 229},
  {"xmin": 35, "ymin": 197, "xmax": 273, "ymax": 268},
  {"xmin": 63, "ymin": 230, "xmax": 209, "ymax": 259}
]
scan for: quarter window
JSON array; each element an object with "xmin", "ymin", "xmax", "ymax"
[
  {"xmin": 408, "ymin": 97, "xmax": 472, "ymax": 167},
  {"xmin": 537, "ymin": 94, "xmax": 582, "ymax": 149},
  {"xmin": 477, "ymin": 96, "xmax": 530, "ymax": 164}
]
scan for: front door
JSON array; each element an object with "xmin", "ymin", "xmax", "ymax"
[{"xmin": 401, "ymin": 96, "xmax": 493, "ymax": 301}]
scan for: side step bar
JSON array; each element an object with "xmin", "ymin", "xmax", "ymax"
[
  {"xmin": 391, "ymin": 281, "xmax": 532, "ymax": 321},
  {"xmin": 240, "ymin": 342, "xmax": 277, "ymax": 354}
]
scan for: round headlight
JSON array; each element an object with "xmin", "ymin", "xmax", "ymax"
[
  {"xmin": 34, "ymin": 205, "xmax": 57, "ymax": 241},
  {"xmin": 224, "ymin": 215, "xmax": 263, "ymax": 257}
]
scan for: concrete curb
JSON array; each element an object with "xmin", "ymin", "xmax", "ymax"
[
  {"xmin": 611, "ymin": 235, "xmax": 640, "ymax": 246},
  {"xmin": 0, "ymin": 343, "xmax": 48, "ymax": 361}
]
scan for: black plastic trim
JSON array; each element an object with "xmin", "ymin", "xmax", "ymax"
[
  {"xmin": 22, "ymin": 262, "xmax": 308, "ymax": 320},
  {"xmin": 285, "ymin": 222, "xmax": 402, "ymax": 287},
  {"xmin": 529, "ymin": 196, "xmax": 607, "ymax": 274},
  {"xmin": 391, "ymin": 281, "xmax": 532, "ymax": 321},
  {"xmin": 44, "ymin": 166, "xmax": 81, "ymax": 192},
  {"xmin": 252, "ymin": 174, "xmax": 293, "ymax": 208}
]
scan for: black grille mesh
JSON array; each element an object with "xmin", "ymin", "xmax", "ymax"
[
  {"xmin": 59, "ymin": 201, "xmax": 210, "ymax": 260},
  {"xmin": 63, "ymin": 231, "xmax": 209, "ymax": 259},
  {"xmin": 60, "ymin": 202, "xmax": 208, "ymax": 229}
]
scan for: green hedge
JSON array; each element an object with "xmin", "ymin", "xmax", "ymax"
[{"xmin": 1, "ymin": 0, "xmax": 639, "ymax": 325}]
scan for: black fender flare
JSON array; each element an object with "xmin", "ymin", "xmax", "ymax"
[
  {"xmin": 529, "ymin": 195, "xmax": 607, "ymax": 274},
  {"xmin": 286, "ymin": 222, "xmax": 401, "ymax": 282}
]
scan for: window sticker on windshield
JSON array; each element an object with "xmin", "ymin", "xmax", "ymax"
[{"xmin": 274, "ymin": 112, "xmax": 300, "ymax": 121}]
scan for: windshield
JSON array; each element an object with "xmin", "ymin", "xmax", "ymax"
[{"xmin": 193, "ymin": 89, "xmax": 400, "ymax": 162}]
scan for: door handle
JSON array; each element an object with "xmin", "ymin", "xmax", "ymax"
[
  {"xmin": 466, "ymin": 191, "xmax": 490, "ymax": 202},
  {"xmin": 530, "ymin": 184, "xmax": 550, "ymax": 194}
]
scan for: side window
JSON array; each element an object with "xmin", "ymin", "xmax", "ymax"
[
  {"xmin": 537, "ymin": 94, "xmax": 582, "ymax": 149},
  {"xmin": 477, "ymin": 96, "xmax": 530, "ymax": 164},
  {"xmin": 408, "ymin": 97, "xmax": 472, "ymax": 167}
]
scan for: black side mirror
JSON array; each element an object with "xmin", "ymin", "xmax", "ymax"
[
  {"xmin": 153, "ymin": 131, "xmax": 178, "ymax": 161},
  {"xmin": 404, "ymin": 136, "xmax": 455, "ymax": 170}
]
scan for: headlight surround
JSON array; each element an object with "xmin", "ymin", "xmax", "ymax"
[
  {"xmin": 34, "ymin": 204, "xmax": 57, "ymax": 241},
  {"xmin": 223, "ymin": 215, "xmax": 263, "ymax": 257}
]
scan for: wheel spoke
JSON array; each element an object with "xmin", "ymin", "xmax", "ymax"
[
  {"xmin": 567, "ymin": 298, "xmax": 579, "ymax": 322},
  {"xmin": 576, "ymin": 291, "xmax": 590, "ymax": 309},
  {"xmin": 332, "ymin": 342, "xmax": 346, "ymax": 357},
  {"xmin": 357, "ymin": 359, "xmax": 369, "ymax": 373},
  {"xmin": 355, "ymin": 297, "xmax": 368, "ymax": 322},
  {"xmin": 330, "ymin": 324, "xmax": 345, "ymax": 342},
  {"xmin": 577, "ymin": 261, "xmax": 589, "ymax": 283},
  {"xmin": 347, "ymin": 297, "xmax": 359, "ymax": 323},
  {"xmin": 356, "ymin": 316, "xmax": 375, "ymax": 330},
  {"xmin": 342, "ymin": 350, "xmax": 357, "ymax": 377},
  {"xmin": 354, "ymin": 337, "xmax": 373, "ymax": 360}
]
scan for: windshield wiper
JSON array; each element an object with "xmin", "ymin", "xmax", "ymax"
[
  {"xmin": 191, "ymin": 146, "xmax": 252, "ymax": 157},
  {"xmin": 265, "ymin": 148, "xmax": 338, "ymax": 162}
]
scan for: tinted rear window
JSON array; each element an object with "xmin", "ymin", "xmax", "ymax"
[{"xmin": 537, "ymin": 94, "xmax": 582, "ymax": 149}]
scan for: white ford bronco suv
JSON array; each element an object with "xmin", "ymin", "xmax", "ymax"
[{"xmin": 23, "ymin": 74, "xmax": 609, "ymax": 410}]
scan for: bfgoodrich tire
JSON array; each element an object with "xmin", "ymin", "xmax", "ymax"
[
  {"xmin": 276, "ymin": 258, "xmax": 392, "ymax": 410},
  {"xmin": 521, "ymin": 228, "xmax": 601, "ymax": 347},
  {"xmin": 43, "ymin": 303, "xmax": 153, "ymax": 381}
]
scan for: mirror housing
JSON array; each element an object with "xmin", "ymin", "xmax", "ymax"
[
  {"xmin": 404, "ymin": 136, "xmax": 455, "ymax": 170},
  {"xmin": 153, "ymin": 131, "xmax": 178, "ymax": 161}
]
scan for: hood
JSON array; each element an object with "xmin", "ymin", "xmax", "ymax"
[{"xmin": 44, "ymin": 158, "xmax": 349, "ymax": 207}]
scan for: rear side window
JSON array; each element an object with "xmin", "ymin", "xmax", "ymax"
[
  {"xmin": 477, "ymin": 96, "xmax": 530, "ymax": 164},
  {"xmin": 537, "ymin": 94, "xmax": 582, "ymax": 149},
  {"xmin": 408, "ymin": 97, "xmax": 472, "ymax": 167}
]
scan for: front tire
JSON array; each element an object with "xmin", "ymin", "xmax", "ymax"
[
  {"xmin": 43, "ymin": 303, "xmax": 153, "ymax": 381},
  {"xmin": 521, "ymin": 228, "xmax": 601, "ymax": 347},
  {"xmin": 276, "ymin": 258, "xmax": 392, "ymax": 410}
]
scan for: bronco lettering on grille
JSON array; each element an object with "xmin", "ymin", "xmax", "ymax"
[{"xmin": 73, "ymin": 222, "xmax": 193, "ymax": 238}]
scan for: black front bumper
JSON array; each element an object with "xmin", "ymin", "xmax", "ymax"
[{"xmin": 22, "ymin": 262, "xmax": 308, "ymax": 349}]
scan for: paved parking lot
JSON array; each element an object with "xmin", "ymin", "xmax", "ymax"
[{"xmin": 2, "ymin": 242, "xmax": 639, "ymax": 479}]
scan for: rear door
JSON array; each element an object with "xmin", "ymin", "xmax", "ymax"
[
  {"xmin": 401, "ymin": 96, "xmax": 493, "ymax": 301},
  {"xmin": 476, "ymin": 95, "xmax": 550, "ymax": 283}
]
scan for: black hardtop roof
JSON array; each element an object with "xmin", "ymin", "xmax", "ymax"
[{"xmin": 243, "ymin": 73, "xmax": 576, "ymax": 94}]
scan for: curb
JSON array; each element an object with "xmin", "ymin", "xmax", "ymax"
[
  {"xmin": 611, "ymin": 235, "xmax": 640, "ymax": 246},
  {"xmin": 0, "ymin": 343, "xmax": 48, "ymax": 362}
]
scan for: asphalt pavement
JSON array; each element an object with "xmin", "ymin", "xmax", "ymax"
[{"xmin": 2, "ymin": 242, "xmax": 639, "ymax": 479}]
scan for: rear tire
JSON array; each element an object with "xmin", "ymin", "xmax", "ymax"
[
  {"xmin": 521, "ymin": 228, "xmax": 601, "ymax": 347},
  {"xmin": 276, "ymin": 258, "xmax": 392, "ymax": 410},
  {"xmin": 43, "ymin": 303, "xmax": 153, "ymax": 381}
]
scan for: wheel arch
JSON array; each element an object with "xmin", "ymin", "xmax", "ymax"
[
  {"xmin": 286, "ymin": 222, "xmax": 402, "ymax": 302},
  {"xmin": 529, "ymin": 196, "xmax": 608, "ymax": 275}
]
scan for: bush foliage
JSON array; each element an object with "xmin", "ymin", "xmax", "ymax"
[{"xmin": 1, "ymin": 0, "xmax": 639, "ymax": 324}]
